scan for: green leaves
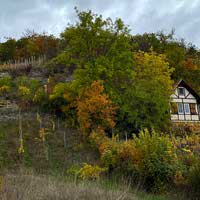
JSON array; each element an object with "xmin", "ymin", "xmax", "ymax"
[{"xmin": 120, "ymin": 51, "xmax": 174, "ymax": 132}]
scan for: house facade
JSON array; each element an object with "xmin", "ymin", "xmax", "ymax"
[{"xmin": 170, "ymin": 80, "xmax": 200, "ymax": 122}]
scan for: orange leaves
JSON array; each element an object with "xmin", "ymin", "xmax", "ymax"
[
  {"xmin": 183, "ymin": 58, "xmax": 198, "ymax": 70},
  {"xmin": 77, "ymin": 81, "xmax": 117, "ymax": 136},
  {"xmin": 118, "ymin": 141, "xmax": 141, "ymax": 168}
]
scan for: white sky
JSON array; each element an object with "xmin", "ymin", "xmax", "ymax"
[{"xmin": 0, "ymin": 0, "xmax": 200, "ymax": 47}]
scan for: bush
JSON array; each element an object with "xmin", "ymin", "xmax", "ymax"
[
  {"xmin": 91, "ymin": 128, "xmax": 178, "ymax": 192},
  {"xmin": 66, "ymin": 163, "xmax": 107, "ymax": 181},
  {"xmin": 79, "ymin": 163, "xmax": 107, "ymax": 180},
  {"xmin": 100, "ymin": 140, "xmax": 119, "ymax": 170},
  {"xmin": 0, "ymin": 76, "xmax": 13, "ymax": 98},
  {"xmin": 132, "ymin": 129, "xmax": 177, "ymax": 192}
]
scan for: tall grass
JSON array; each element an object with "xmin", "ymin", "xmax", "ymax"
[{"xmin": 0, "ymin": 170, "xmax": 137, "ymax": 200}]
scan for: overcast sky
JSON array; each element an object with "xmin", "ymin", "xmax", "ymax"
[{"xmin": 1, "ymin": 0, "xmax": 200, "ymax": 46}]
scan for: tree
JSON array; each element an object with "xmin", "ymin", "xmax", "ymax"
[
  {"xmin": 0, "ymin": 32, "xmax": 59, "ymax": 63},
  {"xmin": 131, "ymin": 30, "xmax": 175, "ymax": 53},
  {"xmin": 56, "ymin": 10, "xmax": 176, "ymax": 133},
  {"xmin": 0, "ymin": 38, "xmax": 16, "ymax": 62},
  {"xmin": 57, "ymin": 9, "xmax": 134, "ymax": 103},
  {"xmin": 77, "ymin": 81, "xmax": 117, "ymax": 137},
  {"xmin": 120, "ymin": 51, "xmax": 174, "ymax": 132}
]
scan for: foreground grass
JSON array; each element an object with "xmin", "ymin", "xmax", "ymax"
[{"xmin": 0, "ymin": 171, "xmax": 175, "ymax": 200}]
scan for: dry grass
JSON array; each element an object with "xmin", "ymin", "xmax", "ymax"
[{"xmin": 0, "ymin": 172, "xmax": 137, "ymax": 200}]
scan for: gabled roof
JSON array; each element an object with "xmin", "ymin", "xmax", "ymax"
[{"xmin": 174, "ymin": 79, "xmax": 200, "ymax": 103}]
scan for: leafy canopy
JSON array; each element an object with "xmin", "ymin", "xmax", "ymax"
[
  {"xmin": 58, "ymin": 9, "xmax": 134, "ymax": 103},
  {"xmin": 121, "ymin": 51, "xmax": 174, "ymax": 131}
]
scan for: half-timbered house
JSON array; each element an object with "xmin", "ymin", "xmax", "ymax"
[{"xmin": 170, "ymin": 80, "xmax": 200, "ymax": 122}]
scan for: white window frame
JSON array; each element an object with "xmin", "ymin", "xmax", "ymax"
[
  {"xmin": 184, "ymin": 103, "xmax": 190, "ymax": 114},
  {"xmin": 178, "ymin": 103, "xmax": 184, "ymax": 114},
  {"xmin": 178, "ymin": 87, "xmax": 185, "ymax": 96}
]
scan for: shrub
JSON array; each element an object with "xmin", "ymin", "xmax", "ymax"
[
  {"xmin": 0, "ymin": 76, "xmax": 12, "ymax": 87},
  {"xmin": 99, "ymin": 136, "xmax": 120, "ymax": 170},
  {"xmin": 92, "ymin": 128, "xmax": 178, "ymax": 192},
  {"xmin": 66, "ymin": 163, "xmax": 107, "ymax": 181},
  {"xmin": 79, "ymin": 163, "xmax": 107, "ymax": 180},
  {"xmin": 33, "ymin": 86, "xmax": 48, "ymax": 108},
  {"xmin": 117, "ymin": 141, "xmax": 142, "ymax": 174},
  {"xmin": 66, "ymin": 165, "xmax": 81, "ymax": 177},
  {"xmin": 132, "ymin": 129, "xmax": 177, "ymax": 192},
  {"xmin": 0, "ymin": 76, "xmax": 13, "ymax": 98},
  {"xmin": 89, "ymin": 129, "xmax": 109, "ymax": 148},
  {"xmin": 172, "ymin": 133, "xmax": 200, "ymax": 154},
  {"xmin": 15, "ymin": 76, "xmax": 42, "ymax": 108},
  {"xmin": 18, "ymin": 86, "xmax": 31, "ymax": 96}
]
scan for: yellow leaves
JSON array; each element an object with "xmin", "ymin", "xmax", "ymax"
[
  {"xmin": 79, "ymin": 163, "xmax": 107, "ymax": 180},
  {"xmin": 38, "ymin": 128, "xmax": 49, "ymax": 142},
  {"xmin": 172, "ymin": 124, "xmax": 200, "ymax": 154},
  {"xmin": 118, "ymin": 141, "xmax": 141, "ymax": 167},
  {"xmin": 35, "ymin": 113, "xmax": 50, "ymax": 143},
  {"xmin": 67, "ymin": 163, "xmax": 107, "ymax": 180},
  {"xmin": 90, "ymin": 128, "xmax": 178, "ymax": 188},
  {"xmin": 133, "ymin": 50, "xmax": 174, "ymax": 95},
  {"xmin": 0, "ymin": 85, "xmax": 10, "ymax": 93},
  {"xmin": 175, "ymin": 134, "xmax": 200, "ymax": 154},
  {"xmin": 182, "ymin": 148, "xmax": 192, "ymax": 153},
  {"xmin": 18, "ymin": 138, "xmax": 25, "ymax": 154},
  {"xmin": 18, "ymin": 86, "xmax": 30, "ymax": 96}
]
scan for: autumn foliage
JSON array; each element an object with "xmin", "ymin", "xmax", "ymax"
[
  {"xmin": 90, "ymin": 128, "xmax": 178, "ymax": 192},
  {"xmin": 77, "ymin": 81, "xmax": 117, "ymax": 136},
  {"xmin": 0, "ymin": 9, "xmax": 200, "ymax": 198}
]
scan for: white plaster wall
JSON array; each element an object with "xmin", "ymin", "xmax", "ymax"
[
  {"xmin": 185, "ymin": 115, "xmax": 191, "ymax": 120},
  {"xmin": 171, "ymin": 99, "xmax": 182, "ymax": 103},
  {"xmin": 171, "ymin": 114, "xmax": 178, "ymax": 120},
  {"xmin": 187, "ymin": 94, "xmax": 195, "ymax": 98},
  {"xmin": 179, "ymin": 115, "xmax": 185, "ymax": 120},
  {"xmin": 191, "ymin": 115, "xmax": 199, "ymax": 121},
  {"xmin": 183, "ymin": 99, "xmax": 197, "ymax": 103}
]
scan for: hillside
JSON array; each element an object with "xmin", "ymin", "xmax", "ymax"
[{"xmin": 0, "ymin": 9, "xmax": 200, "ymax": 200}]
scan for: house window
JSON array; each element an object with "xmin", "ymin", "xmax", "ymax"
[
  {"xmin": 178, "ymin": 103, "xmax": 184, "ymax": 114},
  {"xmin": 190, "ymin": 103, "xmax": 197, "ymax": 115},
  {"xmin": 184, "ymin": 103, "xmax": 190, "ymax": 114},
  {"xmin": 171, "ymin": 102, "xmax": 178, "ymax": 114},
  {"xmin": 178, "ymin": 87, "xmax": 185, "ymax": 96}
]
